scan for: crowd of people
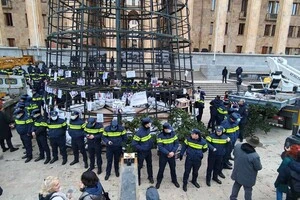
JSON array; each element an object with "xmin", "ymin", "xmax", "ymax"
[{"xmin": 0, "ymin": 65, "xmax": 299, "ymax": 199}]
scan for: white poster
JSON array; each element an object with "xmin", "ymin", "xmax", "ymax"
[
  {"xmin": 126, "ymin": 71, "xmax": 136, "ymax": 78},
  {"xmin": 54, "ymin": 72, "xmax": 58, "ymax": 81},
  {"xmin": 77, "ymin": 78, "xmax": 85, "ymax": 86},
  {"xmin": 48, "ymin": 69, "xmax": 52, "ymax": 77},
  {"xmin": 96, "ymin": 113, "xmax": 104, "ymax": 123},
  {"xmin": 65, "ymin": 70, "xmax": 71, "ymax": 78},
  {"xmin": 58, "ymin": 90, "xmax": 62, "ymax": 99},
  {"xmin": 80, "ymin": 91, "xmax": 86, "ymax": 98},
  {"xmin": 58, "ymin": 69, "xmax": 64, "ymax": 76},
  {"xmin": 87, "ymin": 102, "xmax": 92, "ymax": 111},
  {"xmin": 69, "ymin": 91, "xmax": 78, "ymax": 99},
  {"xmin": 130, "ymin": 91, "xmax": 148, "ymax": 106},
  {"xmin": 185, "ymin": 70, "xmax": 189, "ymax": 77},
  {"xmin": 102, "ymin": 72, "xmax": 108, "ymax": 80}
]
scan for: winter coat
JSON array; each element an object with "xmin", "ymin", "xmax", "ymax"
[
  {"xmin": 103, "ymin": 125, "xmax": 127, "ymax": 147},
  {"xmin": 237, "ymin": 103, "xmax": 248, "ymax": 124},
  {"xmin": 206, "ymin": 132, "xmax": 229, "ymax": 156},
  {"xmin": 157, "ymin": 130, "xmax": 179, "ymax": 156},
  {"xmin": 274, "ymin": 156, "xmax": 293, "ymax": 193},
  {"xmin": 180, "ymin": 136, "xmax": 208, "ymax": 161},
  {"xmin": 231, "ymin": 143, "xmax": 262, "ymax": 187},
  {"xmin": 79, "ymin": 182, "xmax": 103, "ymax": 200},
  {"xmin": 68, "ymin": 118, "xmax": 85, "ymax": 138},
  {"xmin": 14, "ymin": 114, "xmax": 33, "ymax": 135},
  {"xmin": 132, "ymin": 126, "xmax": 154, "ymax": 152},
  {"xmin": 47, "ymin": 118, "xmax": 67, "ymax": 138},
  {"xmin": 0, "ymin": 111, "xmax": 13, "ymax": 139}
]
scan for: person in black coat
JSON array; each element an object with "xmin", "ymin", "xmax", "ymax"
[
  {"xmin": 222, "ymin": 67, "xmax": 228, "ymax": 83},
  {"xmin": 0, "ymin": 104, "xmax": 19, "ymax": 152}
]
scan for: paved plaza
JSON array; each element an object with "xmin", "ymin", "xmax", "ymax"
[{"xmin": 0, "ymin": 100, "xmax": 291, "ymax": 200}]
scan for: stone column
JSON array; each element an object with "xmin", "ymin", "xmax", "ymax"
[
  {"xmin": 0, "ymin": 5, "xmax": 5, "ymax": 46},
  {"xmin": 273, "ymin": 0, "xmax": 293, "ymax": 54},
  {"xmin": 243, "ymin": 0, "xmax": 262, "ymax": 53},
  {"xmin": 212, "ymin": 0, "xmax": 229, "ymax": 53},
  {"xmin": 25, "ymin": 0, "xmax": 45, "ymax": 47}
]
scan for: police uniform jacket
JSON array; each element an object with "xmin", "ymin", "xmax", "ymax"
[
  {"xmin": 221, "ymin": 119, "xmax": 237, "ymax": 139},
  {"xmin": 132, "ymin": 126, "xmax": 153, "ymax": 152},
  {"xmin": 15, "ymin": 114, "xmax": 33, "ymax": 135},
  {"xmin": 206, "ymin": 132, "xmax": 229, "ymax": 156},
  {"xmin": 32, "ymin": 116, "xmax": 47, "ymax": 136},
  {"xmin": 68, "ymin": 118, "xmax": 86, "ymax": 138},
  {"xmin": 47, "ymin": 118, "xmax": 67, "ymax": 138},
  {"xmin": 84, "ymin": 123, "xmax": 103, "ymax": 141},
  {"xmin": 103, "ymin": 125, "xmax": 127, "ymax": 147},
  {"xmin": 32, "ymin": 93, "xmax": 43, "ymax": 107},
  {"xmin": 180, "ymin": 136, "xmax": 208, "ymax": 160},
  {"xmin": 157, "ymin": 130, "xmax": 179, "ymax": 156}
]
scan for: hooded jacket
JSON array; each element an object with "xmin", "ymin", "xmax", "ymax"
[{"xmin": 231, "ymin": 143, "xmax": 262, "ymax": 187}]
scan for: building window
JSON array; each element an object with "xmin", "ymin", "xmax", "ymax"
[
  {"xmin": 25, "ymin": 14, "xmax": 28, "ymax": 28},
  {"xmin": 223, "ymin": 45, "xmax": 226, "ymax": 53},
  {"xmin": 41, "ymin": 0, "xmax": 47, "ymax": 2},
  {"xmin": 28, "ymin": 39, "xmax": 30, "ymax": 46},
  {"xmin": 264, "ymin": 25, "xmax": 271, "ymax": 36},
  {"xmin": 241, "ymin": 0, "xmax": 248, "ymax": 12},
  {"xmin": 42, "ymin": 14, "xmax": 47, "ymax": 28},
  {"xmin": 208, "ymin": 44, "xmax": 212, "ymax": 52},
  {"xmin": 4, "ymin": 13, "xmax": 13, "ymax": 26},
  {"xmin": 236, "ymin": 45, "xmax": 242, "ymax": 53},
  {"xmin": 292, "ymin": 3, "xmax": 300, "ymax": 16},
  {"xmin": 297, "ymin": 27, "xmax": 300, "ymax": 38},
  {"xmin": 288, "ymin": 26, "xmax": 295, "ymax": 37},
  {"xmin": 211, "ymin": 0, "xmax": 216, "ymax": 11},
  {"xmin": 268, "ymin": 1, "xmax": 279, "ymax": 14},
  {"xmin": 7, "ymin": 38, "xmax": 15, "ymax": 47},
  {"xmin": 285, "ymin": 47, "xmax": 291, "ymax": 55},
  {"xmin": 225, "ymin": 23, "xmax": 228, "ymax": 35},
  {"xmin": 227, "ymin": 0, "xmax": 231, "ymax": 12},
  {"xmin": 210, "ymin": 22, "xmax": 214, "ymax": 35},
  {"xmin": 238, "ymin": 23, "xmax": 245, "ymax": 35},
  {"xmin": 262, "ymin": 46, "xmax": 268, "ymax": 54},
  {"xmin": 264, "ymin": 24, "xmax": 276, "ymax": 36},
  {"xmin": 45, "ymin": 39, "xmax": 49, "ymax": 48}
]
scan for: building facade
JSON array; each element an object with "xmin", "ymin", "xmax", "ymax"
[{"xmin": 0, "ymin": 0, "xmax": 300, "ymax": 55}]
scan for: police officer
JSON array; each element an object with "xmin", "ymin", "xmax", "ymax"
[
  {"xmin": 206, "ymin": 126, "xmax": 230, "ymax": 186},
  {"xmin": 180, "ymin": 129, "xmax": 208, "ymax": 192},
  {"xmin": 103, "ymin": 119, "xmax": 127, "ymax": 180},
  {"xmin": 68, "ymin": 111, "xmax": 88, "ymax": 168},
  {"xmin": 132, "ymin": 117, "xmax": 154, "ymax": 185},
  {"xmin": 208, "ymin": 95, "xmax": 223, "ymax": 131},
  {"xmin": 221, "ymin": 113, "xmax": 239, "ymax": 169},
  {"xmin": 32, "ymin": 88, "xmax": 43, "ymax": 110},
  {"xmin": 156, "ymin": 123, "xmax": 180, "ymax": 189},
  {"xmin": 84, "ymin": 118, "xmax": 104, "ymax": 174},
  {"xmin": 13, "ymin": 109, "xmax": 33, "ymax": 163},
  {"xmin": 31, "ymin": 109, "xmax": 51, "ymax": 164},
  {"xmin": 47, "ymin": 111, "xmax": 68, "ymax": 165}
]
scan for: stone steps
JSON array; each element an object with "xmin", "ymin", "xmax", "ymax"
[{"xmin": 194, "ymin": 81, "xmax": 237, "ymax": 100}]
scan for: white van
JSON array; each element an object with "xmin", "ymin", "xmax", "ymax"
[{"xmin": 0, "ymin": 75, "xmax": 27, "ymax": 97}]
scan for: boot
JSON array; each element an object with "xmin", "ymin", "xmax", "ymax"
[
  {"xmin": 88, "ymin": 166, "xmax": 95, "ymax": 171},
  {"xmin": 25, "ymin": 157, "xmax": 32, "ymax": 163},
  {"xmin": 50, "ymin": 157, "xmax": 58, "ymax": 164},
  {"xmin": 70, "ymin": 160, "xmax": 79, "ymax": 166},
  {"xmin": 219, "ymin": 172, "xmax": 225, "ymax": 179},
  {"xmin": 206, "ymin": 180, "xmax": 211, "ymax": 187},
  {"xmin": 35, "ymin": 157, "xmax": 44, "ymax": 162},
  {"xmin": 191, "ymin": 181, "xmax": 200, "ymax": 188},
  {"xmin": 212, "ymin": 178, "xmax": 222, "ymax": 184},
  {"xmin": 105, "ymin": 174, "xmax": 110, "ymax": 180},
  {"xmin": 10, "ymin": 147, "xmax": 19, "ymax": 152},
  {"xmin": 155, "ymin": 182, "xmax": 161, "ymax": 189},
  {"xmin": 115, "ymin": 171, "xmax": 120, "ymax": 177},
  {"xmin": 183, "ymin": 183, "xmax": 187, "ymax": 192},
  {"xmin": 22, "ymin": 155, "xmax": 27, "ymax": 159},
  {"xmin": 62, "ymin": 159, "xmax": 67, "ymax": 165},
  {"xmin": 172, "ymin": 181, "xmax": 180, "ymax": 188},
  {"xmin": 44, "ymin": 157, "xmax": 51, "ymax": 164},
  {"xmin": 148, "ymin": 177, "xmax": 154, "ymax": 184},
  {"xmin": 2, "ymin": 147, "xmax": 9, "ymax": 152},
  {"xmin": 97, "ymin": 167, "xmax": 102, "ymax": 175},
  {"xmin": 84, "ymin": 162, "xmax": 88, "ymax": 169}
]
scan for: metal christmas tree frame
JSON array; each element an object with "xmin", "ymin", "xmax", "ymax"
[{"xmin": 46, "ymin": 0, "xmax": 194, "ymax": 120}]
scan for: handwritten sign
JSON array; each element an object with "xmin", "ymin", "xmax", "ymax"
[{"xmin": 130, "ymin": 91, "xmax": 147, "ymax": 106}]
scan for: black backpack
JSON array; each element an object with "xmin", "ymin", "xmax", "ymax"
[
  {"xmin": 290, "ymin": 170, "xmax": 300, "ymax": 193},
  {"xmin": 38, "ymin": 193, "xmax": 63, "ymax": 200}
]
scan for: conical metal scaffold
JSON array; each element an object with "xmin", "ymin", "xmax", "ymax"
[{"xmin": 46, "ymin": 0, "xmax": 194, "ymax": 121}]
